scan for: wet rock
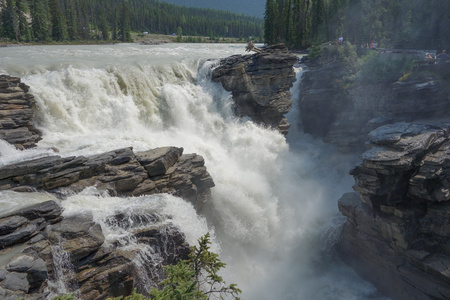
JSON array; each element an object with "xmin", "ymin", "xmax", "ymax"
[
  {"xmin": 0, "ymin": 146, "xmax": 215, "ymax": 209},
  {"xmin": 0, "ymin": 201, "xmax": 62, "ymax": 249},
  {"xmin": 212, "ymin": 44, "xmax": 298, "ymax": 135},
  {"xmin": 0, "ymin": 75, "xmax": 41, "ymax": 149},
  {"xmin": 1, "ymin": 272, "xmax": 29, "ymax": 292}
]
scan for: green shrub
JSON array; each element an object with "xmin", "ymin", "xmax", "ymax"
[
  {"xmin": 356, "ymin": 52, "xmax": 416, "ymax": 83},
  {"xmin": 107, "ymin": 233, "xmax": 241, "ymax": 300}
]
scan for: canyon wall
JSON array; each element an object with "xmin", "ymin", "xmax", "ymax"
[{"xmin": 299, "ymin": 56, "xmax": 450, "ymax": 299}]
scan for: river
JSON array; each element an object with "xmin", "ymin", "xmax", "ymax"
[{"xmin": 0, "ymin": 43, "xmax": 386, "ymax": 299}]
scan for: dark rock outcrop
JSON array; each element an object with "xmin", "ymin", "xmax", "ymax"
[
  {"xmin": 0, "ymin": 146, "xmax": 214, "ymax": 209},
  {"xmin": 299, "ymin": 62, "xmax": 450, "ymax": 152},
  {"xmin": 337, "ymin": 120, "xmax": 450, "ymax": 299},
  {"xmin": 0, "ymin": 75, "xmax": 41, "ymax": 149},
  {"xmin": 211, "ymin": 44, "xmax": 298, "ymax": 135},
  {"xmin": 0, "ymin": 201, "xmax": 190, "ymax": 300}
]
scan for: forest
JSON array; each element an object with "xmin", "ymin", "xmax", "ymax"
[
  {"xmin": 0, "ymin": 0, "xmax": 263, "ymax": 43},
  {"xmin": 264, "ymin": 0, "xmax": 450, "ymax": 51}
]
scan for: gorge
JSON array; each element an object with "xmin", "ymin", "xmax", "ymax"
[{"xmin": 0, "ymin": 43, "xmax": 449, "ymax": 300}]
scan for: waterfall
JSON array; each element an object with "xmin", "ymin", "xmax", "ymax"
[{"xmin": 0, "ymin": 44, "xmax": 386, "ymax": 299}]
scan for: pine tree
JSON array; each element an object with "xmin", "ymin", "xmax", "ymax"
[
  {"xmin": 49, "ymin": 0, "xmax": 67, "ymax": 41},
  {"xmin": 264, "ymin": 0, "xmax": 276, "ymax": 45},
  {"xmin": 65, "ymin": 0, "xmax": 79, "ymax": 40},
  {"xmin": 2, "ymin": 0, "xmax": 19, "ymax": 41},
  {"xmin": 15, "ymin": 0, "xmax": 31, "ymax": 42},
  {"xmin": 99, "ymin": 11, "xmax": 109, "ymax": 40},
  {"xmin": 112, "ymin": 7, "xmax": 118, "ymax": 40},
  {"xmin": 30, "ymin": 0, "xmax": 50, "ymax": 42},
  {"xmin": 119, "ymin": 1, "xmax": 131, "ymax": 42}
]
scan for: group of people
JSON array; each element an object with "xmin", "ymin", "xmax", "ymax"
[{"xmin": 426, "ymin": 50, "xmax": 449, "ymax": 64}]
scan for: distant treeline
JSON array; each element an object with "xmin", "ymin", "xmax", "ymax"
[
  {"xmin": 264, "ymin": 0, "xmax": 450, "ymax": 50},
  {"xmin": 0, "ymin": 0, "xmax": 263, "ymax": 43}
]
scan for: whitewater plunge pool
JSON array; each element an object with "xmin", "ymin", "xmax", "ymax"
[{"xmin": 0, "ymin": 43, "xmax": 388, "ymax": 300}]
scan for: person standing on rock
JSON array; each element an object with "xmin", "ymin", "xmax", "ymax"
[{"xmin": 436, "ymin": 50, "xmax": 449, "ymax": 64}]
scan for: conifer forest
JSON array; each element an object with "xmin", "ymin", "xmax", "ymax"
[
  {"xmin": 264, "ymin": 0, "xmax": 450, "ymax": 50},
  {"xmin": 0, "ymin": 0, "xmax": 263, "ymax": 43}
]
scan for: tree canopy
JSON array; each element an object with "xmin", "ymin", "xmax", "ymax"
[
  {"xmin": 264, "ymin": 0, "xmax": 450, "ymax": 51},
  {"xmin": 0, "ymin": 0, "xmax": 263, "ymax": 43}
]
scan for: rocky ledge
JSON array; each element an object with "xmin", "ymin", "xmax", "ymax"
[
  {"xmin": 0, "ymin": 75, "xmax": 42, "ymax": 149},
  {"xmin": 0, "ymin": 146, "xmax": 214, "ymax": 210},
  {"xmin": 337, "ymin": 120, "xmax": 450, "ymax": 299},
  {"xmin": 211, "ymin": 44, "xmax": 298, "ymax": 135}
]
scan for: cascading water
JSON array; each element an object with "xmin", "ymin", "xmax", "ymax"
[{"xmin": 0, "ymin": 44, "xmax": 387, "ymax": 299}]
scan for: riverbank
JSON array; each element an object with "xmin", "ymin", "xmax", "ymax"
[{"xmin": 0, "ymin": 32, "xmax": 250, "ymax": 48}]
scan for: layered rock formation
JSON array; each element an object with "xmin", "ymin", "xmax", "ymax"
[
  {"xmin": 299, "ymin": 61, "xmax": 450, "ymax": 152},
  {"xmin": 337, "ymin": 120, "xmax": 450, "ymax": 299},
  {"xmin": 0, "ymin": 146, "xmax": 214, "ymax": 299},
  {"xmin": 0, "ymin": 75, "xmax": 41, "ymax": 149},
  {"xmin": 211, "ymin": 44, "xmax": 298, "ymax": 135},
  {"xmin": 0, "ymin": 146, "xmax": 214, "ymax": 210}
]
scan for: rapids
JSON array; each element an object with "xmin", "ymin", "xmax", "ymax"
[{"xmin": 0, "ymin": 43, "xmax": 387, "ymax": 299}]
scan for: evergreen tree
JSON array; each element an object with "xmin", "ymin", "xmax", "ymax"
[
  {"xmin": 99, "ymin": 11, "xmax": 109, "ymax": 40},
  {"xmin": 264, "ymin": 0, "xmax": 276, "ymax": 45},
  {"xmin": 30, "ymin": 0, "xmax": 50, "ymax": 42},
  {"xmin": 176, "ymin": 26, "xmax": 182, "ymax": 42},
  {"xmin": 15, "ymin": 0, "xmax": 31, "ymax": 42},
  {"xmin": 2, "ymin": 0, "xmax": 19, "ymax": 41},
  {"xmin": 311, "ymin": 0, "xmax": 325, "ymax": 42},
  {"xmin": 49, "ymin": 0, "xmax": 67, "ymax": 41},
  {"xmin": 119, "ymin": 1, "xmax": 131, "ymax": 42},
  {"xmin": 111, "ymin": 7, "xmax": 118, "ymax": 40},
  {"xmin": 65, "ymin": 0, "xmax": 80, "ymax": 41}
]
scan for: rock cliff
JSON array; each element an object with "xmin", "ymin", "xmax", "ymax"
[
  {"xmin": 299, "ymin": 61, "xmax": 450, "ymax": 152},
  {"xmin": 337, "ymin": 120, "xmax": 450, "ymax": 299},
  {"xmin": 0, "ymin": 75, "xmax": 42, "ymax": 149},
  {"xmin": 297, "ymin": 54, "xmax": 450, "ymax": 299},
  {"xmin": 211, "ymin": 44, "xmax": 298, "ymax": 135}
]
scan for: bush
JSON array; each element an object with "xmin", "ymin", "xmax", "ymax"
[
  {"xmin": 107, "ymin": 233, "xmax": 241, "ymax": 300},
  {"xmin": 356, "ymin": 51, "xmax": 416, "ymax": 83}
]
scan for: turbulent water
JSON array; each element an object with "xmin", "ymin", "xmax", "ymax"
[{"xmin": 0, "ymin": 43, "xmax": 385, "ymax": 299}]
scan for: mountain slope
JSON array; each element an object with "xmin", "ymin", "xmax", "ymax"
[{"xmin": 158, "ymin": 0, "xmax": 266, "ymax": 18}]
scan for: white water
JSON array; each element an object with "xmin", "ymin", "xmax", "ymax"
[{"xmin": 0, "ymin": 43, "xmax": 385, "ymax": 299}]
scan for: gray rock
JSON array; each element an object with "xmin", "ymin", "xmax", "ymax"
[
  {"xmin": 7, "ymin": 254, "xmax": 35, "ymax": 272},
  {"xmin": 338, "ymin": 119, "xmax": 450, "ymax": 299},
  {"xmin": 1, "ymin": 272, "xmax": 29, "ymax": 292},
  {"xmin": 135, "ymin": 147, "xmax": 183, "ymax": 176},
  {"xmin": 0, "ymin": 75, "xmax": 41, "ymax": 149},
  {"xmin": 212, "ymin": 44, "xmax": 298, "ymax": 135}
]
